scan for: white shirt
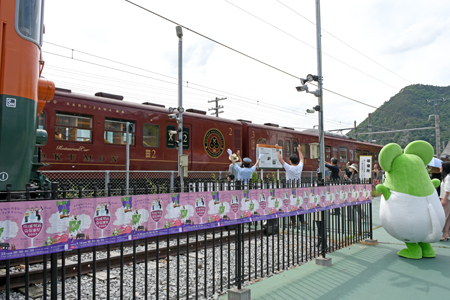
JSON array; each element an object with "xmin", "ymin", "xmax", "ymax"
[
  {"xmin": 234, "ymin": 164, "xmax": 257, "ymax": 182},
  {"xmin": 228, "ymin": 162, "xmax": 242, "ymax": 177},
  {"xmin": 440, "ymin": 174, "xmax": 450, "ymax": 199},
  {"xmin": 284, "ymin": 162, "xmax": 303, "ymax": 181}
]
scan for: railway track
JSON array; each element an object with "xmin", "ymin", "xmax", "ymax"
[
  {"xmin": 0, "ymin": 227, "xmax": 225, "ymax": 269},
  {"xmin": 0, "ymin": 227, "xmax": 262, "ymax": 290}
]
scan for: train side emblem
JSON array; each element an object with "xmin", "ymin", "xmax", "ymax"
[
  {"xmin": 204, "ymin": 129, "xmax": 225, "ymax": 158},
  {"xmin": 257, "ymin": 138, "xmax": 267, "ymax": 144}
]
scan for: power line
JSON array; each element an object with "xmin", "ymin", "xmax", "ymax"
[
  {"xmin": 224, "ymin": 0, "xmax": 401, "ymax": 90},
  {"xmin": 43, "ymin": 47, "xmax": 354, "ymax": 127},
  {"xmin": 274, "ymin": 0, "xmax": 412, "ymax": 84},
  {"xmin": 123, "ymin": 1, "xmax": 402, "ymax": 115},
  {"xmin": 44, "ymin": 42, "xmax": 431, "ymax": 133}
]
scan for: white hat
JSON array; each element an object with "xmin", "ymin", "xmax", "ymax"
[
  {"xmin": 349, "ymin": 164, "xmax": 358, "ymax": 172},
  {"xmin": 229, "ymin": 153, "xmax": 239, "ymax": 162}
]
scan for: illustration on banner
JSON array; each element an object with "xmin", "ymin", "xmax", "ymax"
[
  {"xmin": 22, "ymin": 206, "xmax": 44, "ymax": 248},
  {"xmin": 207, "ymin": 192, "xmax": 229, "ymax": 223},
  {"xmin": 94, "ymin": 201, "xmax": 111, "ymax": 238}
]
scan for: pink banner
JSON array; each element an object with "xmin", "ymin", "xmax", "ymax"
[{"xmin": 0, "ymin": 184, "xmax": 371, "ymax": 260}]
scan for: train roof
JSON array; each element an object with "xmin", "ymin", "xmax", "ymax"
[
  {"xmin": 53, "ymin": 88, "xmax": 383, "ymax": 148},
  {"xmin": 54, "ymin": 88, "xmax": 243, "ymax": 126}
]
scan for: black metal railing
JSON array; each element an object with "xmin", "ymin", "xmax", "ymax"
[{"xmin": 0, "ymin": 178, "xmax": 372, "ymax": 300}]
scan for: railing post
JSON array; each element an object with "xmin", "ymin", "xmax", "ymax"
[
  {"xmin": 237, "ymin": 224, "xmax": 242, "ymax": 289},
  {"xmin": 315, "ymin": 177, "xmax": 331, "ymax": 266},
  {"xmin": 51, "ymin": 182, "xmax": 59, "ymax": 300},
  {"xmin": 121, "ymin": 184, "xmax": 125, "ymax": 196},
  {"xmin": 93, "ymin": 183, "xmax": 98, "ymax": 198},
  {"xmin": 78, "ymin": 184, "xmax": 83, "ymax": 199},
  {"xmin": 105, "ymin": 170, "xmax": 110, "ymax": 195},
  {"xmin": 26, "ymin": 183, "xmax": 31, "ymax": 201},
  {"xmin": 43, "ymin": 182, "xmax": 50, "ymax": 199},
  {"xmin": 6, "ymin": 183, "xmax": 11, "ymax": 202},
  {"xmin": 62, "ymin": 184, "xmax": 67, "ymax": 199},
  {"xmin": 170, "ymin": 171, "xmax": 175, "ymax": 193},
  {"xmin": 6, "ymin": 184, "xmax": 11, "ymax": 300}
]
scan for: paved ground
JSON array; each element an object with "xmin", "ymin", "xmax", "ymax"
[{"xmin": 221, "ymin": 196, "xmax": 450, "ymax": 300}]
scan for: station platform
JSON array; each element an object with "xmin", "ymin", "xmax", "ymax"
[{"xmin": 221, "ymin": 196, "xmax": 450, "ymax": 300}]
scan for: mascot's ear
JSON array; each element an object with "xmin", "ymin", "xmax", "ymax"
[
  {"xmin": 378, "ymin": 143, "xmax": 402, "ymax": 172},
  {"xmin": 404, "ymin": 140, "xmax": 434, "ymax": 166}
]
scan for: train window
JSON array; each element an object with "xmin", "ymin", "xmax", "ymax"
[
  {"xmin": 293, "ymin": 141, "xmax": 298, "ymax": 155},
  {"xmin": 349, "ymin": 149, "xmax": 354, "ymax": 161},
  {"xmin": 55, "ymin": 113, "xmax": 92, "ymax": 143},
  {"xmin": 301, "ymin": 143, "xmax": 308, "ymax": 159},
  {"xmin": 374, "ymin": 152, "xmax": 379, "ymax": 162},
  {"xmin": 16, "ymin": 0, "xmax": 43, "ymax": 46},
  {"xmin": 370, "ymin": 151, "xmax": 374, "ymax": 158},
  {"xmin": 166, "ymin": 125, "xmax": 190, "ymax": 150},
  {"xmin": 38, "ymin": 111, "xmax": 46, "ymax": 130},
  {"xmin": 340, "ymin": 147, "xmax": 347, "ymax": 162},
  {"xmin": 104, "ymin": 119, "xmax": 135, "ymax": 146},
  {"xmin": 278, "ymin": 140, "xmax": 283, "ymax": 151},
  {"xmin": 356, "ymin": 149, "xmax": 361, "ymax": 162},
  {"xmin": 143, "ymin": 124, "xmax": 159, "ymax": 148},
  {"xmin": 363, "ymin": 150, "xmax": 369, "ymax": 155},
  {"xmin": 285, "ymin": 140, "xmax": 291, "ymax": 157},
  {"xmin": 333, "ymin": 147, "xmax": 338, "ymax": 159},
  {"xmin": 325, "ymin": 146, "xmax": 331, "ymax": 160}
]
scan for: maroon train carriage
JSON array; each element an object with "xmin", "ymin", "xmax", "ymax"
[
  {"xmin": 241, "ymin": 123, "xmax": 382, "ymax": 173},
  {"xmin": 38, "ymin": 88, "xmax": 382, "ymax": 176},
  {"xmin": 39, "ymin": 88, "xmax": 242, "ymax": 172}
]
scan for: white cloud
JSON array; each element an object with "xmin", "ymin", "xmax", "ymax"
[
  {"xmin": 0, "ymin": 220, "xmax": 19, "ymax": 241},
  {"xmin": 207, "ymin": 199, "xmax": 221, "ymax": 215},
  {"xmin": 46, "ymin": 212, "xmax": 71, "ymax": 234},
  {"xmin": 165, "ymin": 202, "xmax": 181, "ymax": 219},
  {"xmin": 113, "ymin": 207, "xmax": 132, "ymax": 226},
  {"xmin": 41, "ymin": 0, "xmax": 450, "ymax": 135}
]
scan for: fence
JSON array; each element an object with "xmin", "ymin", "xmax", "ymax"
[{"xmin": 0, "ymin": 177, "xmax": 372, "ymax": 300}]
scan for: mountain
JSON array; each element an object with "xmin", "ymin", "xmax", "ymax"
[{"xmin": 346, "ymin": 84, "xmax": 450, "ymax": 151}]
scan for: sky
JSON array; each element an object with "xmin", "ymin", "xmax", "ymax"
[{"xmin": 41, "ymin": 0, "xmax": 450, "ymax": 135}]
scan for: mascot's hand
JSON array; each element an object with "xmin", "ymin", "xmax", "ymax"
[
  {"xmin": 376, "ymin": 184, "xmax": 391, "ymax": 201},
  {"xmin": 431, "ymin": 178, "xmax": 440, "ymax": 188}
]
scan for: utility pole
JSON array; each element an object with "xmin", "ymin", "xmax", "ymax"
[
  {"xmin": 315, "ymin": 0, "xmax": 325, "ymax": 184},
  {"xmin": 176, "ymin": 26, "xmax": 184, "ymax": 191},
  {"xmin": 208, "ymin": 97, "xmax": 226, "ymax": 117},
  {"xmin": 368, "ymin": 113, "xmax": 372, "ymax": 143},
  {"xmin": 427, "ymin": 98, "xmax": 446, "ymax": 156},
  {"xmin": 354, "ymin": 121, "xmax": 357, "ymax": 141}
]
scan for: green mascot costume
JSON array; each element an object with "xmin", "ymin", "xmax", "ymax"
[{"xmin": 376, "ymin": 140, "xmax": 445, "ymax": 259}]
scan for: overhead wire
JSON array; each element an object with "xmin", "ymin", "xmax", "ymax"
[
  {"xmin": 122, "ymin": 0, "xmax": 418, "ymax": 121},
  {"xmin": 274, "ymin": 0, "xmax": 412, "ymax": 84},
  {"xmin": 224, "ymin": 0, "xmax": 401, "ymax": 90},
  {"xmin": 44, "ymin": 48, "xmax": 354, "ymax": 127},
  {"xmin": 46, "ymin": 4, "xmax": 432, "ymax": 133}
]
